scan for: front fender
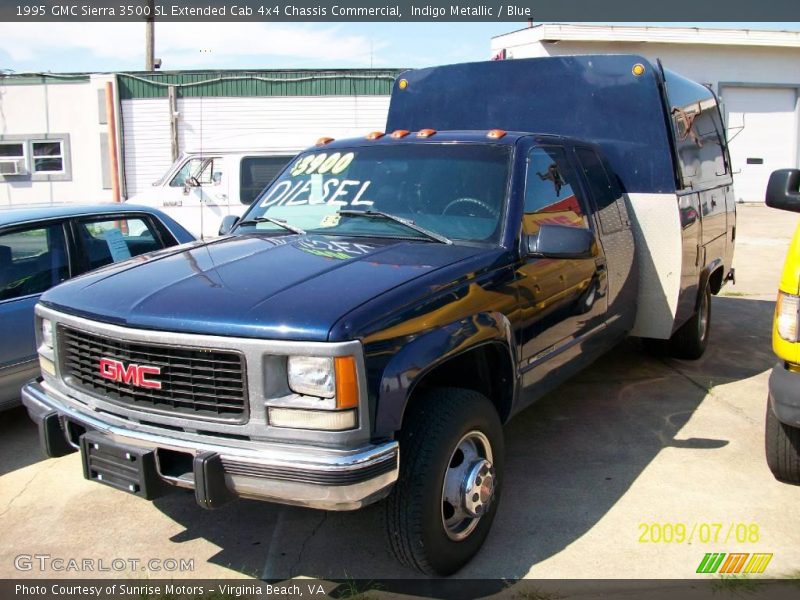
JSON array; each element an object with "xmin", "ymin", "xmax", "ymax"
[{"xmin": 371, "ymin": 311, "xmax": 516, "ymax": 437}]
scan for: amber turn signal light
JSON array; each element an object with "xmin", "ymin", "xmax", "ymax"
[{"xmin": 334, "ymin": 356, "xmax": 359, "ymax": 409}]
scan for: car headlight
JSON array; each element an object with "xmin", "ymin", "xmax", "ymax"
[
  {"xmin": 776, "ymin": 291, "xmax": 800, "ymax": 342},
  {"xmin": 278, "ymin": 355, "xmax": 360, "ymax": 430},
  {"xmin": 287, "ymin": 356, "xmax": 335, "ymax": 398},
  {"xmin": 41, "ymin": 318, "xmax": 54, "ymax": 349}
]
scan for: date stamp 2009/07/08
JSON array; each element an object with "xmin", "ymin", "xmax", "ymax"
[{"xmin": 637, "ymin": 522, "xmax": 761, "ymax": 544}]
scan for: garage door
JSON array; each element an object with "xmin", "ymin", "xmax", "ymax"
[{"xmin": 722, "ymin": 86, "xmax": 798, "ymax": 203}]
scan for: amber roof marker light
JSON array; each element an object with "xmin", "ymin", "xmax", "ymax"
[
  {"xmin": 391, "ymin": 130, "xmax": 410, "ymax": 138},
  {"xmin": 366, "ymin": 131, "xmax": 385, "ymax": 140},
  {"xmin": 487, "ymin": 129, "xmax": 507, "ymax": 139},
  {"xmin": 417, "ymin": 129, "xmax": 437, "ymax": 138},
  {"xmin": 316, "ymin": 137, "xmax": 335, "ymax": 146}
]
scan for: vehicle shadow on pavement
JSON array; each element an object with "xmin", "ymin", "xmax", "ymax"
[
  {"xmin": 0, "ymin": 406, "xmax": 44, "ymax": 476},
  {"xmin": 143, "ymin": 296, "xmax": 773, "ymax": 582}
]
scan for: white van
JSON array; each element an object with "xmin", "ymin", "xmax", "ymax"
[{"xmin": 128, "ymin": 151, "xmax": 293, "ymax": 239}]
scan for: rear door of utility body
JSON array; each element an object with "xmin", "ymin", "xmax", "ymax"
[{"xmin": 514, "ymin": 143, "xmax": 611, "ymax": 401}]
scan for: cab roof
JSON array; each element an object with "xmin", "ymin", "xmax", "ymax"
[{"xmin": 309, "ymin": 130, "xmax": 587, "ymax": 151}]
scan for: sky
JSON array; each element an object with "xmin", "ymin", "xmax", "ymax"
[{"xmin": 0, "ymin": 21, "xmax": 799, "ymax": 73}]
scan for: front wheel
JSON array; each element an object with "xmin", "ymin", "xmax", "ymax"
[{"xmin": 384, "ymin": 388, "xmax": 504, "ymax": 575}]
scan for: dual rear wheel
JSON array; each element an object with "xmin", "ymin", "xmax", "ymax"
[{"xmin": 644, "ymin": 280, "xmax": 711, "ymax": 360}]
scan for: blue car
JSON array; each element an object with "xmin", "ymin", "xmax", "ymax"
[{"xmin": 0, "ymin": 204, "xmax": 194, "ymax": 409}]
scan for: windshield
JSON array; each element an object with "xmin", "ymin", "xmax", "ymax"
[{"xmin": 239, "ymin": 143, "xmax": 511, "ymax": 243}]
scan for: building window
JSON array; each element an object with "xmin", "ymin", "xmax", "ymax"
[
  {"xmin": 0, "ymin": 143, "xmax": 25, "ymax": 160},
  {"xmin": 0, "ymin": 142, "xmax": 27, "ymax": 176},
  {"xmin": 31, "ymin": 141, "xmax": 64, "ymax": 173},
  {"xmin": 0, "ymin": 134, "xmax": 71, "ymax": 181}
]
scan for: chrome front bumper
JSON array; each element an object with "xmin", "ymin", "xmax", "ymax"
[{"xmin": 22, "ymin": 380, "xmax": 399, "ymax": 511}]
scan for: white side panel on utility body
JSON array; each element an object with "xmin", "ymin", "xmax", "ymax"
[{"xmin": 626, "ymin": 192, "xmax": 684, "ymax": 339}]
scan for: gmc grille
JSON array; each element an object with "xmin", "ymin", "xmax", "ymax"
[{"xmin": 59, "ymin": 326, "xmax": 248, "ymax": 422}]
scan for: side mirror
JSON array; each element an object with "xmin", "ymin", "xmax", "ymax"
[
  {"xmin": 526, "ymin": 223, "xmax": 596, "ymax": 259},
  {"xmin": 766, "ymin": 169, "xmax": 800, "ymax": 213},
  {"xmin": 218, "ymin": 215, "xmax": 239, "ymax": 236},
  {"xmin": 183, "ymin": 176, "xmax": 200, "ymax": 195}
]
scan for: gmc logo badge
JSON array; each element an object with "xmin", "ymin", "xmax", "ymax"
[{"xmin": 98, "ymin": 358, "xmax": 162, "ymax": 390}]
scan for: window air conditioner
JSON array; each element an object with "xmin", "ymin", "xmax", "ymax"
[{"xmin": 0, "ymin": 159, "xmax": 27, "ymax": 175}]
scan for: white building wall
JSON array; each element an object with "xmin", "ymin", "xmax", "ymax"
[
  {"xmin": 0, "ymin": 75, "xmax": 116, "ymax": 206},
  {"xmin": 491, "ymin": 37, "xmax": 800, "ymax": 92},
  {"xmin": 491, "ymin": 28, "xmax": 800, "ymax": 201},
  {"xmin": 121, "ymin": 95, "xmax": 391, "ymax": 198}
]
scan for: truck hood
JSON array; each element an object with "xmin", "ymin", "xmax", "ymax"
[{"xmin": 41, "ymin": 234, "xmax": 483, "ymax": 341}]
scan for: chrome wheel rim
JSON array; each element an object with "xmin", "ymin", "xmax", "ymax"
[{"xmin": 441, "ymin": 430, "xmax": 495, "ymax": 541}]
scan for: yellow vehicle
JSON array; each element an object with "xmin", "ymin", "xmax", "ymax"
[{"xmin": 765, "ymin": 169, "xmax": 800, "ymax": 484}]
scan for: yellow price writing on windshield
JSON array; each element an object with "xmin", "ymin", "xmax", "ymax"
[{"xmin": 290, "ymin": 152, "xmax": 355, "ymax": 177}]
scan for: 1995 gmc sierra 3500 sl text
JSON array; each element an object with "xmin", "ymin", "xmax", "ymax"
[{"xmin": 22, "ymin": 56, "xmax": 736, "ymax": 575}]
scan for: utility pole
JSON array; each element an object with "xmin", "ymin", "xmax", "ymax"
[{"xmin": 145, "ymin": 0, "xmax": 155, "ymax": 70}]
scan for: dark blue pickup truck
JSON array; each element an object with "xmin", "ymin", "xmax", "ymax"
[{"xmin": 22, "ymin": 56, "xmax": 736, "ymax": 575}]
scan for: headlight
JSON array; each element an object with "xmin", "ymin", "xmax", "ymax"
[
  {"xmin": 776, "ymin": 291, "xmax": 800, "ymax": 342},
  {"xmin": 268, "ymin": 407, "xmax": 357, "ymax": 431},
  {"xmin": 41, "ymin": 318, "xmax": 54, "ymax": 349},
  {"xmin": 288, "ymin": 356, "xmax": 335, "ymax": 398}
]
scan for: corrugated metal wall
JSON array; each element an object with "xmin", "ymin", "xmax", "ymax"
[
  {"xmin": 121, "ymin": 95, "xmax": 391, "ymax": 197},
  {"xmin": 117, "ymin": 70, "xmax": 399, "ymax": 99}
]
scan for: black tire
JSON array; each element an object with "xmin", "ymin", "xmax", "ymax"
[
  {"xmin": 644, "ymin": 281, "xmax": 711, "ymax": 360},
  {"xmin": 384, "ymin": 387, "xmax": 504, "ymax": 575},
  {"xmin": 668, "ymin": 281, "xmax": 711, "ymax": 360},
  {"xmin": 765, "ymin": 398, "xmax": 800, "ymax": 485}
]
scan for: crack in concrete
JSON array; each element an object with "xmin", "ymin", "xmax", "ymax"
[
  {"xmin": 659, "ymin": 358, "xmax": 716, "ymax": 395},
  {"xmin": 0, "ymin": 460, "xmax": 58, "ymax": 519},
  {"xmin": 289, "ymin": 511, "xmax": 327, "ymax": 578},
  {"xmin": 660, "ymin": 358, "xmax": 761, "ymax": 425}
]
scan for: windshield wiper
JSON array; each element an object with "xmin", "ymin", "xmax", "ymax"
[
  {"xmin": 338, "ymin": 210, "xmax": 452, "ymax": 245},
  {"xmin": 236, "ymin": 216, "xmax": 305, "ymax": 235}
]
